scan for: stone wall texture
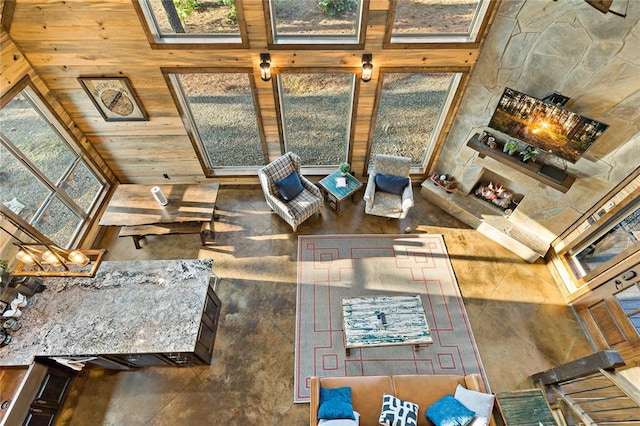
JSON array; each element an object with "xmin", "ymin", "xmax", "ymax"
[{"xmin": 439, "ymin": 0, "xmax": 640, "ymax": 242}]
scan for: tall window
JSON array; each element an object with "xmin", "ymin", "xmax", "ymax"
[
  {"xmin": 279, "ymin": 73, "xmax": 355, "ymax": 166},
  {"xmin": 388, "ymin": 0, "xmax": 489, "ymax": 44},
  {"xmin": 269, "ymin": 0, "xmax": 364, "ymax": 45},
  {"xmin": 167, "ymin": 72, "xmax": 266, "ymax": 172},
  {"xmin": 567, "ymin": 202, "xmax": 640, "ymax": 281},
  {"xmin": 370, "ymin": 72, "xmax": 460, "ymax": 167},
  {"xmin": 0, "ymin": 85, "xmax": 106, "ymax": 248},
  {"xmin": 137, "ymin": 0, "xmax": 244, "ymax": 45}
]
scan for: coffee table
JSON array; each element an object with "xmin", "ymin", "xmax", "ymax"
[
  {"xmin": 341, "ymin": 294, "xmax": 433, "ymax": 355},
  {"xmin": 318, "ymin": 171, "xmax": 363, "ymax": 215},
  {"xmin": 99, "ymin": 183, "xmax": 219, "ymax": 249}
]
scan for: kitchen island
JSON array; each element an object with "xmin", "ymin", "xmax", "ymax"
[{"xmin": 0, "ymin": 259, "xmax": 220, "ymax": 367}]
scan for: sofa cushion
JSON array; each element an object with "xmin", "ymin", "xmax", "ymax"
[
  {"xmin": 318, "ymin": 387, "xmax": 355, "ymax": 420},
  {"xmin": 454, "ymin": 385, "xmax": 494, "ymax": 426},
  {"xmin": 426, "ymin": 395, "xmax": 475, "ymax": 426},
  {"xmin": 316, "ymin": 376, "xmax": 394, "ymax": 426},
  {"xmin": 379, "ymin": 394, "xmax": 419, "ymax": 426},
  {"xmin": 318, "ymin": 411, "xmax": 360, "ymax": 425},
  {"xmin": 277, "ymin": 171, "xmax": 304, "ymax": 201},
  {"xmin": 375, "ymin": 173, "xmax": 409, "ymax": 195},
  {"xmin": 393, "ymin": 374, "xmax": 467, "ymax": 424}
]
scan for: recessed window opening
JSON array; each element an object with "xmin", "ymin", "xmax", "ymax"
[
  {"xmin": 389, "ymin": 0, "xmax": 489, "ymax": 44},
  {"xmin": 139, "ymin": 0, "xmax": 243, "ymax": 44},
  {"xmin": 278, "ymin": 73, "xmax": 355, "ymax": 167},
  {"xmin": 269, "ymin": 0, "xmax": 363, "ymax": 44},
  {"xmin": 0, "ymin": 86, "xmax": 106, "ymax": 248},
  {"xmin": 168, "ymin": 72, "xmax": 266, "ymax": 173},
  {"xmin": 369, "ymin": 72, "xmax": 461, "ymax": 170}
]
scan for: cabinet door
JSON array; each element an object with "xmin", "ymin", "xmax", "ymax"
[
  {"xmin": 195, "ymin": 284, "xmax": 221, "ymax": 364},
  {"xmin": 105, "ymin": 354, "xmax": 170, "ymax": 367},
  {"xmin": 162, "ymin": 352, "xmax": 203, "ymax": 366},
  {"xmin": 30, "ymin": 366, "xmax": 73, "ymax": 410},
  {"xmin": 23, "ymin": 407, "xmax": 57, "ymax": 426},
  {"xmin": 575, "ymin": 263, "xmax": 640, "ymax": 363}
]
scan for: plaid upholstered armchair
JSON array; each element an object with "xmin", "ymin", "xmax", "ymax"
[
  {"xmin": 258, "ymin": 152, "xmax": 323, "ymax": 231},
  {"xmin": 364, "ymin": 154, "xmax": 414, "ymax": 219}
]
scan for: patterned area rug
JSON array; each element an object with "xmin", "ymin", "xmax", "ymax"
[{"xmin": 294, "ymin": 234, "xmax": 488, "ymax": 403}]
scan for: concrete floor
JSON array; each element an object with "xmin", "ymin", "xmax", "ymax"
[{"xmin": 56, "ymin": 187, "xmax": 594, "ymax": 425}]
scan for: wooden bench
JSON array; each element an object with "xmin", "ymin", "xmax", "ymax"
[{"xmin": 119, "ymin": 222, "xmax": 215, "ymax": 249}]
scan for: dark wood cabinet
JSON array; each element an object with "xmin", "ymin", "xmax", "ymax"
[
  {"xmin": 65, "ymin": 276, "xmax": 222, "ymax": 369},
  {"xmin": 574, "ymin": 262, "xmax": 640, "ymax": 363},
  {"xmin": 23, "ymin": 407, "xmax": 57, "ymax": 426},
  {"xmin": 23, "ymin": 365, "xmax": 74, "ymax": 426}
]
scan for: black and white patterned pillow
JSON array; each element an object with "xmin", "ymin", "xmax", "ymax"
[{"xmin": 379, "ymin": 393, "xmax": 419, "ymax": 426}]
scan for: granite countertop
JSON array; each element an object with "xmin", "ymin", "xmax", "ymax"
[{"xmin": 0, "ymin": 259, "xmax": 213, "ymax": 366}]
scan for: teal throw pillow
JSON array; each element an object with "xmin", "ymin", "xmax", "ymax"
[
  {"xmin": 276, "ymin": 171, "xmax": 304, "ymax": 201},
  {"xmin": 375, "ymin": 173, "xmax": 409, "ymax": 195},
  {"xmin": 426, "ymin": 394, "xmax": 476, "ymax": 426},
  {"xmin": 318, "ymin": 387, "xmax": 356, "ymax": 420}
]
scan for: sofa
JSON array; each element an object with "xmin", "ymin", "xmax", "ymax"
[{"xmin": 310, "ymin": 374, "xmax": 497, "ymax": 426}]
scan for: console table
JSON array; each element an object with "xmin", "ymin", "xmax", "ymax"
[{"xmin": 99, "ymin": 183, "xmax": 219, "ymax": 248}]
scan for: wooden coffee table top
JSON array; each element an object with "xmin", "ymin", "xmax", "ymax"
[
  {"xmin": 342, "ymin": 294, "xmax": 433, "ymax": 350},
  {"xmin": 99, "ymin": 183, "xmax": 219, "ymax": 227}
]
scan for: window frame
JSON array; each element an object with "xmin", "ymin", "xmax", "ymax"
[
  {"xmin": 274, "ymin": 68, "xmax": 359, "ymax": 174},
  {"xmin": 162, "ymin": 67, "xmax": 269, "ymax": 176},
  {"xmin": 565, "ymin": 198, "xmax": 640, "ymax": 286},
  {"xmin": 133, "ymin": 0, "xmax": 249, "ymax": 49},
  {"xmin": 365, "ymin": 68, "xmax": 467, "ymax": 175},
  {"xmin": 0, "ymin": 77, "xmax": 109, "ymax": 248},
  {"xmin": 383, "ymin": 0, "xmax": 493, "ymax": 48},
  {"xmin": 264, "ymin": 0, "xmax": 368, "ymax": 50}
]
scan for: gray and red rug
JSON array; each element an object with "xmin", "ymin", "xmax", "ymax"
[{"xmin": 294, "ymin": 234, "xmax": 488, "ymax": 403}]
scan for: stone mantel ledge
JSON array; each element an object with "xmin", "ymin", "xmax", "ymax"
[{"xmin": 0, "ymin": 259, "xmax": 213, "ymax": 366}]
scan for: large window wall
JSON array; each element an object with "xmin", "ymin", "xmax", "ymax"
[
  {"xmin": 0, "ymin": 83, "xmax": 107, "ymax": 248},
  {"xmin": 133, "ymin": 1, "xmax": 494, "ymax": 176}
]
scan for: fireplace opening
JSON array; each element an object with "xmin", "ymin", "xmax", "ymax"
[{"xmin": 470, "ymin": 170, "xmax": 525, "ymax": 214}]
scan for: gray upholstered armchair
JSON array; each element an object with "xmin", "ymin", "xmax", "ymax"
[
  {"xmin": 258, "ymin": 152, "xmax": 323, "ymax": 231},
  {"xmin": 364, "ymin": 154, "xmax": 414, "ymax": 219}
]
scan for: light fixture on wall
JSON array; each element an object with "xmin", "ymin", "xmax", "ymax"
[
  {"xmin": 260, "ymin": 53, "xmax": 272, "ymax": 82},
  {"xmin": 13, "ymin": 243, "xmax": 106, "ymax": 277},
  {"xmin": 361, "ymin": 54, "xmax": 373, "ymax": 82}
]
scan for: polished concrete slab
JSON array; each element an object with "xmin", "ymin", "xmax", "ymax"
[{"xmin": 56, "ymin": 187, "xmax": 593, "ymax": 425}]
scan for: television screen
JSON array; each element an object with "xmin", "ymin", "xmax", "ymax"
[{"xmin": 488, "ymin": 87, "xmax": 609, "ymax": 163}]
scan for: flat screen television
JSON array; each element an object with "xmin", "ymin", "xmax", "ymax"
[{"xmin": 488, "ymin": 87, "xmax": 609, "ymax": 163}]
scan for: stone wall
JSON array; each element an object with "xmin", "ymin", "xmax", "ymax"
[{"xmin": 437, "ymin": 0, "xmax": 640, "ymax": 241}]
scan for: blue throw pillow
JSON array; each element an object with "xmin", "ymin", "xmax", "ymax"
[
  {"xmin": 426, "ymin": 394, "xmax": 476, "ymax": 426},
  {"xmin": 276, "ymin": 171, "xmax": 304, "ymax": 201},
  {"xmin": 375, "ymin": 173, "xmax": 409, "ymax": 195},
  {"xmin": 318, "ymin": 387, "xmax": 356, "ymax": 420}
]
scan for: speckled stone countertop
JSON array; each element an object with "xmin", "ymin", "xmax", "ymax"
[{"xmin": 0, "ymin": 259, "xmax": 213, "ymax": 366}]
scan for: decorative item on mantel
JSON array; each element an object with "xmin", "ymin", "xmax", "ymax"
[
  {"xmin": 430, "ymin": 173, "xmax": 458, "ymax": 193},
  {"xmin": 503, "ymin": 139, "xmax": 519, "ymax": 156},
  {"xmin": 519, "ymin": 145, "xmax": 540, "ymax": 163}
]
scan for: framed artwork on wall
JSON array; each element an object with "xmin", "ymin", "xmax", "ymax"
[{"xmin": 78, "ymin": 77, "xmax": 148, "ymax": 121}]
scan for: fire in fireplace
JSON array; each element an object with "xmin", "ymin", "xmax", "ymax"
[{"xmin": 473, "ymin": 181, "xmax": 519, "ymax": 211}]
